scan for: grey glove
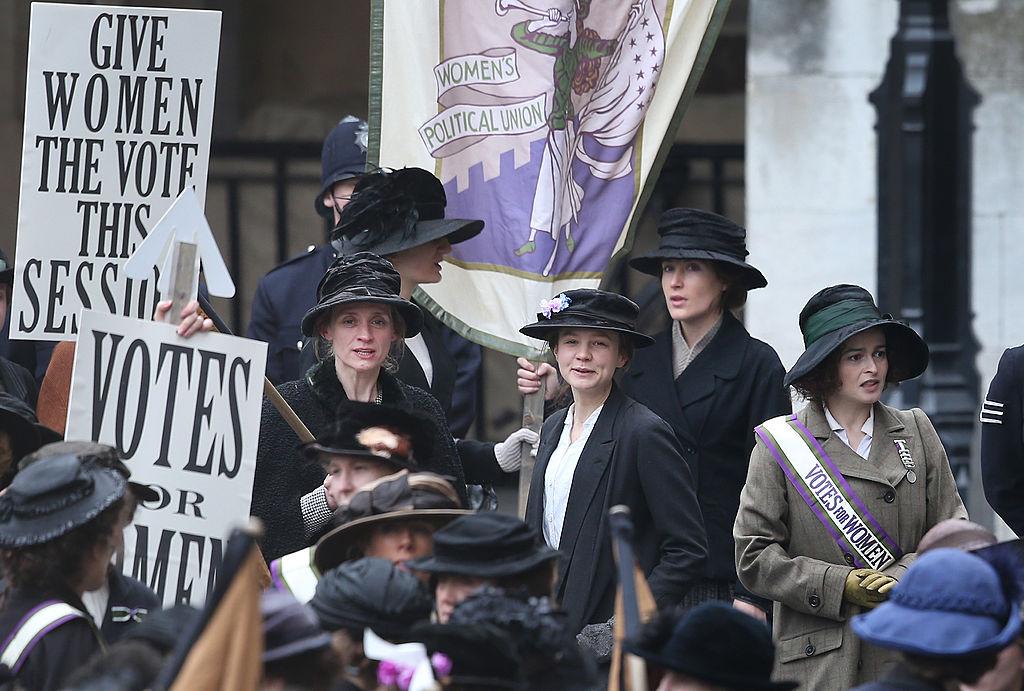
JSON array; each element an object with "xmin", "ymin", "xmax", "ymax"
[
  {"xmin": 493, "ymin": 427, "xmax": 540, "ymax": 472},
  {"xmin": 576, "ymin": 616, "xmax": 615, "ymax": 662}
]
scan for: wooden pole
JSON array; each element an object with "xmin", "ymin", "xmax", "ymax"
[{"xmin": 517, "ymin": 359, "xmax": 546, "ymax": 518}]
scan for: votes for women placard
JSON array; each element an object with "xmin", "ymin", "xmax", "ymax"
[
  {"xmin": 11, "ymin": 3, "xmax": 220, "ymax": 340},
  {"xmin": 66, "ymin": 310, "xmax": 266, "ymax": 607}
]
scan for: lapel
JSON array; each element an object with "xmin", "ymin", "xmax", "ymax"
[
  {"xmin": 672, "ymin": 312, "xmax": 748, "ymax": 439},
  {"xmin": 525, "ymin": 407, "xmax": 568, "ymax": 535},
  {"xmin": 555, "ymin": 387, "xmax": 623, "ymax": 594},
  {"xmin": 803, "ymin": 403, "xmax": 913, "ymax": 486},
  {"xmin": 419, "ymin": 313, "xmax": 456, "ymax": 408}
]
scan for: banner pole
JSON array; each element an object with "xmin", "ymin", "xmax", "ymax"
[{"xmin": 517, "ymin": 361, "xmax": 546, "ymax": 518}]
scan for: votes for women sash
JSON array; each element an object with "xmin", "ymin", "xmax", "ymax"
[
  {"xmin": 370, "ymin": 0, "xmax": 728, "ymax": 356},
  {"xmin": 755, "ymin": 415, "xmax": 903, "ymax": 571}
]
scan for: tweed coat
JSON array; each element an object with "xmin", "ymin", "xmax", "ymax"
[
  {"xmin": 525, "ymin": 385, "xmax": 708, "ymax": 635},
  {"xmin": 734, "ymin": 401, "xmax": 967, "ymax": 689}
]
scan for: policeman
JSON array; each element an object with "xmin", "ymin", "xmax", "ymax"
[
  {"xmin": 981, "ymin": 344, "xmax": 1024, "ymax": 534},
  {"xmin": 247, "ymin": 116, "xmax": 367, "ymax": 385}
]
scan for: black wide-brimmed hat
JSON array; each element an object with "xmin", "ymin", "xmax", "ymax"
[
  {"xmin": 519, "ymin": 288, "xmax": 654, "ymax": 347},
  {"xmin": 300, "ymin": 401, "xmax": 435, "ymax": 471},
  {"xmin": 0, "ymin": 393, "xmax": 63, "ymax": 475},
  {"xmin": 331, "ymin": 168, "xmax": 484, "ymax": 257},
  {"xmin": 315, "ymin": 116, "xmax": 368, "ymax": 217},
  {"xmin": 407, "ymin": 513, "xmax": 558, "ymax": 579},
  {"xmin": 300, "ymin": 252, "xmax": 423, "ymax": 338},
  {"xmin": 310, "ymin": 557, "xmax": 433, "ymax": 639},
  {"xmin": 628, "ymin": 208, "xmax": 768, "ymax": 290},
  {"xmin": 23, "ymin": 440, "xmax": 160, "ymax": 504},
  {"xmin": 0, "ymin": 248, "xmax": 13, "ymax": 284},
  {"xmin": 784, "ymin": 284, "xmax": 929, "ymax": 388},
  {"xmin": 314, "ymin": 471, "xmax": 470, "ymax": 573},
  {"xmin": 625, "ymin": 603, "xmax": 797, "ymax": 691},
  {"xmin": 406, "ymin": 622, "xmax": 526, "ymax": 690},
  {"xmin": 0, "ymin": 450, "xmax": 125, "ymax": 548}
]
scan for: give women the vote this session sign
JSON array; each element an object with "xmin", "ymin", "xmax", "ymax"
[{"xmin": 11, "ymin": 3, "xmax": 220, "ymax": 340}]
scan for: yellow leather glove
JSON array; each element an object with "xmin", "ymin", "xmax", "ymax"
[{"xmin": 843, "ymin": 568, "xmax": 898, "ymax": 609}]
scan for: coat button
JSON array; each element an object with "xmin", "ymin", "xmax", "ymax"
[
  {"xmin": 883, "ymin": 490, "xmax": 896, "ymax": 503},
  {"xmin": 808, "ymin": 594, "xmax": 821, "ymax": 608},
  {"xmin": 844, "ymin": 553, "xmax": 854, "ymax": 565},
  {"xmin": 805, "ymin": 643, "xmax": 815, "ymax": 656}
]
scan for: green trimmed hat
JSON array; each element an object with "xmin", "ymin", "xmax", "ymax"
[{"xmin": 784, "ymin": 284, "xmax": 929, "ymax": 389}]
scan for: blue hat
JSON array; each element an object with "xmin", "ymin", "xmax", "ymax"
[
  {"xmin": 315, "ymin": 116, "xmax": 368, "ymax": 217},
  {"xmin": 852, "ymin": 548, "xmax": 1022, "ymax": 656}
]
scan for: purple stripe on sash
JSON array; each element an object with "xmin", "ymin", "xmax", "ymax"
[
  {"xmin": 755, "ymin": 426, "xmax": 864, "ymax": 568},
  {"xmin": 269, "ymin": 559, "xmax": 286, "ymax": 592},
  {"xmin": 12, "ymin": 614, "xmax": 81, "ymax": 673},
  {"xmin": 788, "ymin": 415, "xmax": 903, "ymax": 558},
  {"xmin": 0, "ymin": 600, "xmax": 57, "ymax": 654}
]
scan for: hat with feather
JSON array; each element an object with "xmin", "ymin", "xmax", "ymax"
[{"xmin": 330, "ymin": 168, "xmax": 483, "ymax": 257}]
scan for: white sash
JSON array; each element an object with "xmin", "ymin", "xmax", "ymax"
[
  {"xmin": 759, "ymin": 415, "xmax": 901, "ymax": 571},
  {"xmin": 0, "ymin": 601, "xmax": 88, "ymax": 674},
  {"xmin": 271, "ymin": 547, "xmax": 320, "ymax": 604}
]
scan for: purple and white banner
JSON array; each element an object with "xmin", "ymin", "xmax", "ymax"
[{"xmin": 371, "ymin": 0, "xmax": 725, "ymax": 355}]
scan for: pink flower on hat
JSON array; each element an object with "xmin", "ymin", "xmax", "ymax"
[{"xmin": 539, "ymin": 293, "xmax": 571, "ymax": 319}]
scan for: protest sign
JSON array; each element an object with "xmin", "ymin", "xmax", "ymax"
[
  {"xmin": 66, "ymin": 310, "xmax": 266, "ymax": 607},
  {"xmin": 371, "ymin": 0, "xmax": 726, "ymax": 356},
  {"xmin": 12, "ymin": 3, "xmax": 221, "ymax": 341}
]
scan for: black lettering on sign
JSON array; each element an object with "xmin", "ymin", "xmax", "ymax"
[
  {"xmin": 18, "ymin": 260, "xmax": 42, "ymax": 332},
  {"xmin": 155, "ymin": 343, "xmax": 194, "ymax": 468},
  {"xmin": 184, "ymin": 349, "xmax": 226, "ymax": 475},
  {"xmin": 42, "ymin": 71, "xmax": 79, "ymax": 130},
  {"xmin": 223, "ymin": 356, "xmax": 251, "ymax": 478},
  {"xmin": 90, "ymin": 13, "xmax": 169, "ymax": 72},
  {"xmin": 130, "ymin": 523, "xmax": 174, "ymax": 600},
  {"xmin": 115, "ymin": 339, "xmax": 150, "ymax": 458}
]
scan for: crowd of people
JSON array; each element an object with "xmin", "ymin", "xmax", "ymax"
[{"xmin": 0, "ymin": 116, "xmax": 1023, "ymax": 690}]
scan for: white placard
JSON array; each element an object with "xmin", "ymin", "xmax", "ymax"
[
  {"xmin": 66, "ymin": 310, "xmax": 266, "ymax": 607},
  {"xmin": 12, "ymin": 3, "xmax": 221, "ymax": 340}
]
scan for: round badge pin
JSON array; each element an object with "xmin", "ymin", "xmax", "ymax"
[{"xmin": 906, "ymin": 469, "xmax": 917, "ymax": 484}]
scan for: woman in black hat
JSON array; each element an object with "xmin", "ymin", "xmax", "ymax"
[
  {"xmin": 408, "ymin": 512, "xmax": 561, "ymax": 624},
  {"xmin": 517, "ymin": 288, "xmax": 707, "ymax": 640},
  {"xmin": 270, "ymin": 470, "xmax": 468, "ymax": 604},
  {"xmin": 0, "ymin": 448, "xmax": 128, "ymax": 690},
  {"xmin": 625, "ymin": 602, "xmax": 797, "ymax": 691},
  {"xmin": 253, "ymin": 256, "xmax": 470, "ymax": 561},
  {"xmin": 519, "ymin": 209, "xmax": 789, "ymax": 615},
  {"xmin": 327, "ymin": 167, "xmax": 485, "ymax": 440},
  {"xmin": 733, "ymin": 284, "xmax": 966, "ymax": 689},
  {"xmin": 332, "ymin": 168, "xmax": 538, "ymax": 487},
  {"xmin": 309, "ymin": 557, "xmax": 433, "ymax": 691}
]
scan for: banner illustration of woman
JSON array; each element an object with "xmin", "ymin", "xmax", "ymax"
[{"xmin": 503, "ymin": 0, "xmax": 665, "ymax": 276}]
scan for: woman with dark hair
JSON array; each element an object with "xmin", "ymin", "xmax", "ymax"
[
  {"xmin": 0, "ymin": 447, "xmax": 127, "ymax": 690},
  {"xmin": 733, "ymin": 284, "xmax": 967, "ymax": 689},
  {"xmin": 519, "ymin": 209, "xmax": 789, "ymax": 614},
  {"xmin": 253, "ymin": 252, "xmax": 470, "ymax": 561},
  {"xmin": 517, "ymin": 288, "xmax": 707, "ymax": 640}
]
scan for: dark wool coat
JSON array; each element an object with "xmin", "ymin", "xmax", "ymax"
[
  {"xmin": 252, "ymin": 358, "xmax": 468, "ymax": 562},
  {"xmin": 0, "ymin": 357, "xmax": 38, "ymax": 410},
  {"xmin": 525, "ymin": 385, "xmax": 708, "ymax": 635},
  {"xmin": 981, "ymin": 345, "xmax": 1024, "ymax": 534},
  {"xmin": 0, "ymin": 587, "xmax": 102, "ymax": 691},
  {"xmin": 99, "ymin": 570, "xmax": 162, "ymax": 644},
  {"xmin": 619, "ymin": 311, "xmax": 790, "ymax": 583}
]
